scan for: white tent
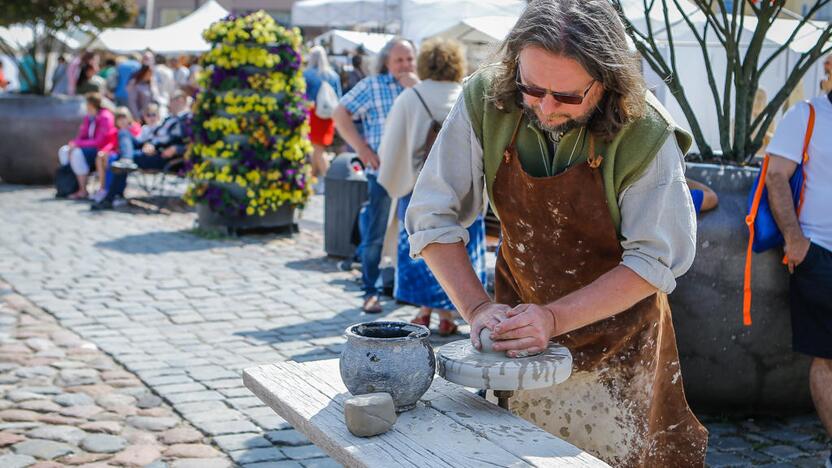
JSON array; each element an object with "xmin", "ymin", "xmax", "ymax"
[
  {"xmin": 431, "ymin": 15, "xmax": 518, "ymax": 69},
  {"xmin": 314, "ymin": 29, "xmax": 395, "ymax": 55},
  {"xmin": 90, "ymin": 0, "xmax": 228, "ymax": 54},
  {"xmin": 401, "ymin": 0, "xmax": 524, "ymax": 44},
  {"xmin": 620, "ymin": 0, "xmax": 830, "ymax": 152},
  {"xmin": 292, "ymin": 0, "xmax": 401, "ymax": 28}
]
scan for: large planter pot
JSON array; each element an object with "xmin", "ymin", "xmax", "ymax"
[
  {"xmin": 671, "ymin": 163, "xmax": 811, "ymax": 413},
  {"xmin": 197, "ymin": 202, "xmax": 296, "ymax": 234},
  {"xmin": 0, "ymin": 94, "xmax": 85, "ymax": 184}
]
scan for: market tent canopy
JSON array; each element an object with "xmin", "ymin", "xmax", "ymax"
[
  {"xmin": 292, "ymin": 0, "xmax": 401, "ymax": 28},
  {"xmin": 90, "ymin": 0, "xmax": 228, "ymax": 54},
  {"xmin": 401, "ymin": 0, "xmax": 524, "ymax": 43},
  {"xmin": 430, "ymin": 15, "xmax": 518, "ymax": 69},
  {"xmin": 313, "ymin": 29, "xmax": 394, "ymax": 55}
]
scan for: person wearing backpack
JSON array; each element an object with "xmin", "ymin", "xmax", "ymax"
[
  {"xmin": 303, "ymin": 46, "xmax": 343, "ymax": 193},
  {"xmin": 377, "ymin": 38, "xmax": 486, "ymax": 336},
  {"xmin": 765, "ymin": 93, "xmax": 832, "ymax": 467}
]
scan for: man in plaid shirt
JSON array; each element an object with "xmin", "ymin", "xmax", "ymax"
[{"xmin": 333, "ymin": 38, "xmax": 418, "ymax": 313}]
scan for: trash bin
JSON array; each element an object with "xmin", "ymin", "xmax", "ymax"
[{"xmin": 324, "ymin": 153, "xmax": 368, "ymax": 258}]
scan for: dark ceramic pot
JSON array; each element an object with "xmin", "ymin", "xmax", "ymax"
[
  {"xmin": 0, "ymin": 94, "xmax": 85, "ymax": 184},
  {"xmin": 671, "ymin": 163, "xmax": 811, "ymax": 412},
  {"xmin": 339, "ymin": 321, "xmax": 435, "ymax": 412}
]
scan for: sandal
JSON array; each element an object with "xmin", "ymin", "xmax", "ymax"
[
  {"xmin": 362, "ymin": 295, "xmax": 383, "ymax": 314},
  {"xmin": 410, "ymin": 312, "xmax": 431, "ymax": 327},
  {"xmin": 438, "ymin": 318, "xmax": 458, "ymax": 337}
]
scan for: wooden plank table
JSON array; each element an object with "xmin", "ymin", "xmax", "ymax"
[{"xmin": 243, "ymin": 359, "xmax": 608, "ymax": 467}]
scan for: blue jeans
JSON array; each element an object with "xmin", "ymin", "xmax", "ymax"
[
  {"xmin": 358, "ymin": 173, "xmax": 391, "ymax": 297},
  {"xmin": 107, "ymin": 131, "xmax": 167, "ymax": 199}
]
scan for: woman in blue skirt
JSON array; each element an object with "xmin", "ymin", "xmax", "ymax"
[{"xmin": 378, "ymin": 38, "xmax": 487, "ymax": 335}]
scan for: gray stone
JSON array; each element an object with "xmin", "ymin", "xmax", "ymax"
[
  {"xmin": 4, "ymin": 390, "xmax": 47, "ymax": 403},
  {"xmin": 170, "ymin": 458, "xmax": 232, "ymax": 468},
  {"xmin": 95, "ymin": 393, "xmax": 136, "ymax": 410},
  {"xmin": 283, "ymin": 445, "xmax": 326, "ymax": 460},
  {"xmin": 0, "ymin": 453, "xmax": 36, "ymax": 468},
  {"xmin": 762, "ymin": 444, "xmax": 806, "ymax": 460},
  {"xmin": 344, "ymin": 393, "xmax": 396, "ymax": 437},
  {"xmin": 705, "ymin": 450, "xmax": 749, "ymax": 467},
  {"xmin": 229, "ymin": 447, "xmax": 287, "ymax": 464},
  {"xmin": 15, "ymin": 366, "xmax": 56, "ymax": 379},
  {"xmin": 17, "ymin": 386, "xmax": 61, "ymax": 396},
  {"xmin": 26, "ymin": 425, "xmax": 87, "ymax": 444},
  {"xmin": 710, "ymin": 436, "xmax": 753, "ymax": 452},
  {"xmin": 56, "ymin": 368, "xmax": 100, "ymax": 386},
  {"xmin": 194, "ymin": 420, "xmax": 260, "ymax": 436},
  {"xmin": 265, "ymin": 430, "xmax": 310, "ymax": 447},
  {"xmin": 145, "ymin": 461, "xmax": 169, "ymax": 468},
  {"xmin": 17, "ymin": 399, "xmax": 62, "ymax": 413},
  {"xmin": 300, "ymin": 458, "xmax": 343, "ymax": 468},
  {"xmin": 136, "ymin": 393, "xmax": 163, "ymax": 409},
  {"xmin": 12, "ymin": 438, "xmax": 76, "ymax": 460},
  {"xmin": 161, "ymin": 427, "xmax": 204, "ymax": 444},
  {"xmin": 126, "ymin": 416, "xmax": 179, "ymax": 431},
  {"xmin": 213, "ymin": 433, "xmax": 273, "ymax": 452},
  {"xmin": 80, "ymin": 433, "xmax": 128, "ymax": 453},
  {"xmin": 53, "ymin": 392, "xmax": 94, "ymax": 407}
]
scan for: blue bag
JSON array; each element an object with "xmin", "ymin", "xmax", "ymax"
[
  {"xmin": 746, "ymin": 161, "xmax": 805, "ymax": 253},
  {"xmin": 743, "ymin": 101, "xmax": 814, "ymax": 326}
]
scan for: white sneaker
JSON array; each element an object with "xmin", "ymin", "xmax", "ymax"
[
  {"xmin": 92, "ymin": 189, "xmax": 107, "ymax": 203},
  {"xmin": 112, "ymin": 196, "xmax": 127, "ymax": 208}
]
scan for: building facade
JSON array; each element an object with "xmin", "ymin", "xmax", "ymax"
[{"xmin": 132, "ymin": 0, "xmax": 298, "ymax": 28}]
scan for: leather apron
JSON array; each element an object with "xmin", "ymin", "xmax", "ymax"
[{"xmin": 492, "ymin": 117, "xmax": 707, "ymax": 467}]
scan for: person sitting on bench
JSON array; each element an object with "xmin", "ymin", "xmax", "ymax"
[{"xmin": 92, "ymin": 90, "xmax": 191, "ymax": 210}]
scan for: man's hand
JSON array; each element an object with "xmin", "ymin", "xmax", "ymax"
[
  {"xmin": 161, "ymin": 146, "xmax": 177, "ymax": 159},
  {"xmin": 67, "ymin": 141, "xmax": 76, "ymax": 149},
  {"xmin": 396, "ymin": 72, "xmax": 420, "ymax": 89},
  {"xmin": 469, "ymin": 302, "xmax": 510, "ymax": 351},
  {"xmin": 357, "ymin": 146, "xmax": 380, "ymax": 170},
  {"xmin": 142, "ymin": 143, "xmax": 157, "ymax": 156},
  {"xmin": 490, "ymin": 304, "xmax": 556, "ymax": 357},
  {"xmin": 785, "ymin": 235, "xmax": 812, "ymax": 273}
]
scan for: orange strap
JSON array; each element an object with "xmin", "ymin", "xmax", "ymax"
[{"xmin": 742, "ymin": 102, "xmax": 815, "ymax": 326}]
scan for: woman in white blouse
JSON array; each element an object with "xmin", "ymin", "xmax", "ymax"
[{"xmin": 378, "ymin": 38, "xmax": 487, "ymax": 336}]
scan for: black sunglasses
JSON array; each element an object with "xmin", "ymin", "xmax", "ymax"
[{"xmin": 515, "ymin": 66, "xmax": 595, "ymax": 105}]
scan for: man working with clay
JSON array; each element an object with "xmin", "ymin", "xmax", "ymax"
[{"xmin": 405, "ymin": 0, "xmax": 707, "ymax": 465}]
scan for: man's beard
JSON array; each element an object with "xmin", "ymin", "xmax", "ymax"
[{"xmin": 522, "ymin": 103, "xmax": 593, "ymax": 137}]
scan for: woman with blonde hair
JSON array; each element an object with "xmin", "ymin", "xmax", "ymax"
[
  {"xmin": 378, "ymin": 38, "xmax": 486, "ymax": 336},
  {"xmin": 303, "ymin": 45, "xmax": 342, "ymax": 193}
]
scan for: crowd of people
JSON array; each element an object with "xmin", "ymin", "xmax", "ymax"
[{"xmin": 54, "ymin": 49, "xmax": 195, "ymax": 209}]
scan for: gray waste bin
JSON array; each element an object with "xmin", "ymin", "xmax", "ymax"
[{"xmin": 324, "ymin": 153, "xmax": 368, "ymax": 258}]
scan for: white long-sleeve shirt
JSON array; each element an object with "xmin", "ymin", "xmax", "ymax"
[{"xmin": 405, "ymin": 95, "xmax": 698, "ymax": 293}]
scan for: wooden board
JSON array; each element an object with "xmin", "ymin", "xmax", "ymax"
[{"xmin": 243, "ymin": 359, "xmax": 608, "ymax": 468}]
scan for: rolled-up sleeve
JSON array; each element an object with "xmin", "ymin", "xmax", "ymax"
[
  {"xmin": 405, "ymin": 94, "xmax": 485, "ymax": 257},
  {"xmin": 619, "ymin": 136, "xmax": 697, "ymax": 293}
]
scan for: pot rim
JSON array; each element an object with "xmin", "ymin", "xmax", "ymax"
[{"xmin": 345, "ymin": 321, "xmax": 430, "ymax": 342}]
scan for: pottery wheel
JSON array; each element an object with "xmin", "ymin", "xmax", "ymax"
[{"xmin": 436, "ymin": 339, "xmax": 573, "ymax": 391}]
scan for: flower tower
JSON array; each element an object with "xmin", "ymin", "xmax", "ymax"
[{"xmin": 185, "ymin": 11, "xmax": 312, "ymax": 229}]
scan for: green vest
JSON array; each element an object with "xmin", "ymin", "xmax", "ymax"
[{"xmin": 463, "ymin": 65, "xmax": 692, "ymax": 233}]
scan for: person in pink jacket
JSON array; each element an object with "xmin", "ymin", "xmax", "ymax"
[{"xmin": 57, "ymin": 92, "xmax": 116, "ymax": 199}]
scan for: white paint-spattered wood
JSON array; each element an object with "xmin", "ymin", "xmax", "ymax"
[{"xmin": 243, "ymin": 359, "xmax": 608, "ymax": 468}]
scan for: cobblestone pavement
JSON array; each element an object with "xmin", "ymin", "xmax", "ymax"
[
  {"xmin": 0, "ymin": 282, "xmax": 232, "ymax": 467},
  {"xmin": 0, "ymin": 185, "xmax": 829, "ymax": 467}
]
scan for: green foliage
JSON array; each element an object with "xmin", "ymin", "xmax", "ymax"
[{"xmin": 0, "ymin": 0, "xmax": 135, "ymax": 30}]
